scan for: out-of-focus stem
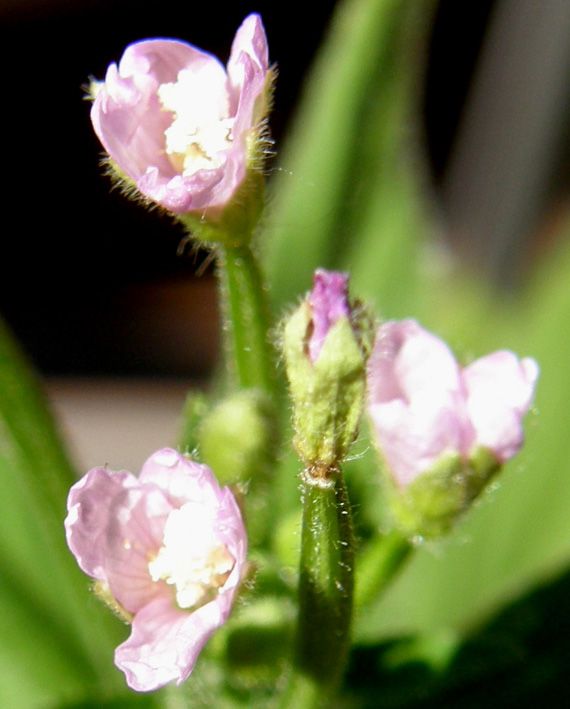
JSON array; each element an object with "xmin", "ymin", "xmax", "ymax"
[{"xmin": 355, "ymin": 529, "xmax": 413, "ymax": 609}]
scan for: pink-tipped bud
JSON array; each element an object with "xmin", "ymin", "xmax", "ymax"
[{"xmin": 307, "ymin": 269, "xmax": 351, "ymax": 364}]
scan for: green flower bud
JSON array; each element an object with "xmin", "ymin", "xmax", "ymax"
[{"xmin": 283, "ymin": 269, "xmax": 373, "ymax": 478}]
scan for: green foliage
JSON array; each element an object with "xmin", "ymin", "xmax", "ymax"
[
  {"xmin": 265, "ymin": 0, "xmax": 431, "ymax": 316},
  {"xmin": 0, "ymin": 317, "xmax": 128, "ymax": 707},
  {"xmin": 344, "ymin": 563, "xmax": 570, "ymax": 707}
]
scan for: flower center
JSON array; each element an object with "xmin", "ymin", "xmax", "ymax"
[
  {"xmin": 158, "ymin": 66, "xmax": 234, "ymax": 177},
  {"xmin": 148, "ymin": 503, "xmax": 235, "ymax": 610}
]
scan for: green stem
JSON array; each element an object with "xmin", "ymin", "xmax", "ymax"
[
  {"xmin": 282, "ymin": 471, "xmax": 354, "ymax": 708},
  {"xmin": 355, "ymin": 529, "xmax": 413, "ymax": 609},
  {"xmin": 217, "ymin": 243, "xmax": 276, "ymax": 396}
]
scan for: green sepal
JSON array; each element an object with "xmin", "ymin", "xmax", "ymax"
[
  {"xmin": 386, "ymin": 447, "xmax": 502, "ymax": 540},
  {"xmin": 283, "ymin": 303, "xmax": 367, "ymax": 468},
  {"xmin": 466, "ymin": 445, "xmax": 502, "ymax": 500},
  {"xmin": 177, "ymin": 169, "xmax": 265, "ymax": 248}
]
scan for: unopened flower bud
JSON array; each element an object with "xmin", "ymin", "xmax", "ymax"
[{"xmin": 283, "ymin": 269, "xmax": 373, "ymax": 479}]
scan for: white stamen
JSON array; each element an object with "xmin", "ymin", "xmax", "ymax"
[
  {"xmin": 148, "ymin": 503, "xmax": 235, "ymax": 610},
  {"xmin": 158, "ymin": 66, "xmax": 234, "ymax": 177}
]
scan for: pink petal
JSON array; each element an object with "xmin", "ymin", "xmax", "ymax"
[
  {"xmin": 464, "ymin": 351, "xmax": 539, "ymax": 461},
  {"xmin": 213, "ymin": 487, "xmax": 249, "ymax": 566},
  {"xmin": 369, "ymin": 395, "xmax": 464, "ymax": 486},
  {"xmin": 65, "ymin": 468, "xmax": 138, "ymax": 582},
  {"xmin": 307, "ymin": 269, "xmax": 350, "ymax": 363},
  {"xmin": 368, "ymin": 320, "xmax": 462, "ymax": 405},
  {"xmin": 229, "ymin": 13, "xmax": 269, "ymax": 77},
  {"xmin": 65, "ymin": 466, "xmax": 173, "ymax": 613},
  {"xmin": 115, "ymin": 569, "xmax": 241, "ymax": 692},
  {"xmin": 227, "ymin": 13, "xmax": 269, "ymax": 114},
  {"xmin": 367, "ymin": 320, "xmax": 475, "ymax": 485},
  {"xmin": 103, "ymin": 485, "xmax": 173, "ymax": 614},
  {"xmin": 138, "ymin": 448, "xmax": 223, "ymax": 509},
  {"xmin": 91, "ymin": 40, "xmax": 214, "ymax": 182},
  {"xmin": 115, "ymin": 596, "xmax": 194, "ymax": 691}
]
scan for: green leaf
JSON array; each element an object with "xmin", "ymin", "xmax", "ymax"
[
  {"xmin": 264, "ymin": 0, "xmax": 434, "ymax": 315},
  {"xmin": 345, "ymin": 562, "xmax": 570, "ymax": 707},
  {"xmin": 0, "ymin": 316, "xmax": 130, "ymax": 707}
]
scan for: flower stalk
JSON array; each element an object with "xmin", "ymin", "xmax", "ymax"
[
  {"xmin": 217, "ymin": 243, "xmax": 276, "ymax": 397},
  {"xmin": 283, "ymin": 468, "xmax": 354, "ymax": 708},
  {"xmin": 280, "ymin": 270, "xmax": 369, "ymax": 706}
]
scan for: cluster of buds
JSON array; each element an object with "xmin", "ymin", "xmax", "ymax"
[{"xmin": 282, "ymin": 273, "xmax": 538, "ymax": 536}]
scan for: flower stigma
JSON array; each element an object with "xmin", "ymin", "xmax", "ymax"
[
  {"xmin": 148, "ymin": 502, "xmax": 235, "ymax": 610},
  {"xmin": 158, "ymin": 66, "xmax": 234, "ymax": 176}
]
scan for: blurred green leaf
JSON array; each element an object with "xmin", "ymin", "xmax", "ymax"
[
  {"xmin": 60, "ymin": 698, "xmax": 162, "ymax": 709},
  {"xmin": 264, "ymin": 0, "xmax": 434, "ymax": 315},
  {"xmin": 344, "ymin": 561, "xmax": 570, "ymax": 708},
  {"xmin": 0, "ymin": 316, "xmax": 131, "ymax": 707}
]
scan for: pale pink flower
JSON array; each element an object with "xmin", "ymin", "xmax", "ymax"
[
  {"xmin": 90, "ymin": 14, "xmax": 269, "ymax": 214},
  {"xmin": 307, "ymin": 269, "xmax": 351, "ymax": 363},
  {"xmin": 367, "ymin": 319, "xmax": 538, "ymax": 487},
  {"xmin": 65, "ymin": 448, "xmax": 247, "ymax": 692}
]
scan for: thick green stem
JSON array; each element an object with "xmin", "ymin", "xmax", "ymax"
[
  {"xmin": 355, "ymin": 529, "xmax": 413, "ymax": 609},
  {"xmin": 283, "ymin": 471, "xmax": 354, "ymax": 708},
  {"xmin": 217, "ymin": 244, "xmax": 276, "ymax": 396}
]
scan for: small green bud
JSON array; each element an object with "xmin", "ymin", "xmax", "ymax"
[
  {"xmin": 198, "ymin": 390, "xmax": 278, "ymax": 545},
  {"xmin": 199, "ymin": 389, "xmax": 277, "ymax": 488}
]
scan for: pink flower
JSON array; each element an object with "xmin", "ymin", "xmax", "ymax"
[
  {"xmin": 307, "ymin": 269, "xmax": 351, "ymax": 363},
  {"xmin": 64, "ymin": 448, "xmax": 247, "ymax": 692},
  {"xmin": 367, "ymin": 319, "xmax": 538, "ymax": 487},
  {"xmin": 90, "ymin": 14, "xmax": 269, "ymax": 214}
]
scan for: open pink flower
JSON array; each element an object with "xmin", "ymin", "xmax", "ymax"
[
  {"xmin": 367, "ymin": 319, "xmax": 538, "ymax": 487},
  {"xmin": 65, "ymin": 448, "xmax": 247, "ymax": 692},
  {"xmin": 90, "ymin": 14, "xmax": 269, "ymax": 214}
]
